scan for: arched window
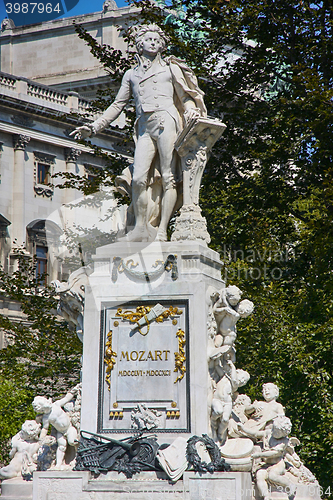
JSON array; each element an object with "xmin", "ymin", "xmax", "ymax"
[{"xmin": 26, "ymin": 219, "xmax": 62, "ymax": 284}]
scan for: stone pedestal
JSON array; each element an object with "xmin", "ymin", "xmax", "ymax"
[
  {"xmin": 1, "ymin": 477, "xmax": 33, "ymax": 500},
  {"xmin": 80, "ymin": 240, "xmax": 224, "ymax": 442},
  {"xmin": 13, "ymin": 239, "xmax": 322, "ymax": 500},
  {"xmin": 31, "ymin": 470, "xmax": 252, "ymax": 500}
]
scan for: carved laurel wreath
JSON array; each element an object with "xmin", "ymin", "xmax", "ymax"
[{"xmin": 186, "ymin": 435, "xmax": 230, "ymax": 473}]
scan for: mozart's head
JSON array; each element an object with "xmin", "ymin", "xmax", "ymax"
[{"xmin": 135, "ymin": 24, "xmax": 168, "ymax": 55}]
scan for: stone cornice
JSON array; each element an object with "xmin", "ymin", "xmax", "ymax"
[
  {"xmin": 0, "ymin": 6, "xmax": 138, "ymax": 41},
  {"xmin": 0, "ymin": 121, "xmax": 102, "ymax": 154},
  {"xmin": 33, "ymin": 151, "xmax": 56, "ymax": 164},
  {"xmin": 1, "ymin": 122, "xmax": 92, "ymax": 151},
  {"xmin": 0, "ymin": 120, "xmax": 133, "ymax": 160},
  {"xmin": 0, "ymin": 97, "xmax": 129, "ymax": 146}
]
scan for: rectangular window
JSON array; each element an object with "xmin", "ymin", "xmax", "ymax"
[
  {"xmin": 87, "ymin": 173, "xmax": 96, "ymax": 182},
  {"xmin": 36, "ymin": 246, "xmax": 47, "ymax": 284},
  {"xmin": 84, "ymin": 164, "xmax": 102, "ymax": 186},
  {"xmin": 37, "ymin": 163, "xmax": 50, "ymax": 185}
]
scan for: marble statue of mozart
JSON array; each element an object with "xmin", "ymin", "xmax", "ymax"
[{"xmin": 72, "ymin": 24, "xmax": 207, "ymax": 242}]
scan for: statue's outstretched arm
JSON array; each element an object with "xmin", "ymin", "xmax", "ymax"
[
  {"xmin": 91, "ymin": 69, "xmax": 132, "ymax": 135},
  {"xmin": 71, "ymin": 69, "xmax": 132, "ymax": 139}
]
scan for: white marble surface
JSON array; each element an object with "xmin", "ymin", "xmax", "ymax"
[
  {"xmin": 1, "ymin": 477, "xmax": 33, "ymax": 500},
  {"xmin": 81, "ymin": 240, "xmax": 223, "ymax": 442},
  {"xmin": 31, "ymin": 471, "xmax": 254, "ymax": 500}
]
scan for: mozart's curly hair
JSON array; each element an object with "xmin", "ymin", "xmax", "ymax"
[{"xmin": 135, "ymin": 24, "xmax": 168, "ymax": 54}]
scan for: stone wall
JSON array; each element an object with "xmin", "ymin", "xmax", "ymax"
[{"xmin": 0, "ymin": 6, "xmax": 137, "ymax": 96}]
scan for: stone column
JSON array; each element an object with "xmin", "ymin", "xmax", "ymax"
[
  {"xmin": 12, "ymin": 134, "xmax": 30, "ymax": 245},
  {"xmin": 171, "ymin": 118, "xmax": 226, "ymax": 245},
  {"xmin": 64, "ymin": 147, "xmax": 81, "ymax": 204}
]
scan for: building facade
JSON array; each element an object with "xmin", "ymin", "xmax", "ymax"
[{"xmin": 0, "ymin": 2, "xmax": 134, "ymax": 342}]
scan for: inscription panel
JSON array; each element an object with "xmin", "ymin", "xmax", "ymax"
[{"xmin": 99, "ymin": 300, "xmax": 189, "ymax": 433}]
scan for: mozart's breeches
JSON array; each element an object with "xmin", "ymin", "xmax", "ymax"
[{"xmin": 133, "ymin": 111, "xmax": 178, "ymax": 191}]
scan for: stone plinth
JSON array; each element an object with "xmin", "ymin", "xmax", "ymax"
[
  {"xmin": 31, "ymin": 470, "xmax": 252, "ymax": 500},
  {"xmin": 81, "ymin": 241, "xmax": 223, "ymax": 443},
  {"xmin": 1, "ymin": 477, "xmax": 33, "ymax": 500}
]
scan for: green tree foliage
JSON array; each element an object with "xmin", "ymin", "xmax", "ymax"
[
  {"xmin": 0, "ymin": 376, "xmax": 35, "ymax": 466},
  {"xmin": 0, "ymin": 250, "xmax": 81, "ymax": 464},
  {"xmin": 158, "ymin": 0, "xmax": 333, "ymax": 487}
]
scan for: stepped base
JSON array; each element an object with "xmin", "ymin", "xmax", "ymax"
[
  {"xmin": 31, "ymin": 471, "xmax": 252, "ymax": 500},
  {"xmin": 1, "ymin": 477, "xmax": 33, "ymax": 500}
]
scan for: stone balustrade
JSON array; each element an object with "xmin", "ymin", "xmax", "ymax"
[
  {"xmin": 27, "ymin": 82, "xmax": 68, "ymax": 106},
  {"xmin": 0, "ymin": 73, "xmax": 16, "ymax": 89},
  {"xmin": 0, "ymin": 71, "xmax": 91, "ymax": 113}
]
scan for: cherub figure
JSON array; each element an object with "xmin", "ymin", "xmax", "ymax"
[
  {"xmin": 210, "ymin": 359, "xmax": 250, "ymax": 444},
  {"xmin": 212, "ymin": 285, "xmax": 254, "ymax": 362},
  {"xmin": 243, "ymin": 383, "xmax": 285, "ymax": 433},
  {"xmin": 32, "ymin": 384, "xmax": 81, "ymax": 469},
  {"xmin": 131, "ymin": 403, "xmax": 162, "ymax": 430},
  {"xmin": 228, "ymin": 393, "xmax": 252, "ymax": 438},
  {"xmin": 238, "ymin": 415, "xmax": 296, "ymax": 500},
  {"xmin": 0, "ymin": 420, "xmax": 41, "ymax": 480}
]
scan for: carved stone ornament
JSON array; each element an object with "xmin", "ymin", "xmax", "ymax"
[
  {"xmin": 34, "ymin": 185, "xmax": 54, "ymax": 197},
  {"xmin": 1, "ymin": 18, "xmax": 15, "ymax": 31},
  {"xmin": 112, "ymin": 254, "xmax": 178, "ymax": 282},
  {"xmin": 65, "ymin": 147, "xmax": 82, "ymax": 163},
  {"xmin": 131, "ymin": 404, "xmax": 162, "ymax": 430},
  {"xmin": 34, "ymin": 151, "xmax": 56, "ymax": 164},
  {"xmin": 186, "ymin": 435, "xmax": 230, "ymax": 473},
  {"xmin": 171, "ymin": 117, "xmax": 226, "ymax": 244},
  {"xmin": 75, "ymin": 431, "xmax": 159, "ymax": 478},
  {"xmin": 52, "ymin": 266, "xmax": 90, "ymax": 342},
  {"xmin": 115, "ymin": 303, "xmax": 182, "ymax": 336},
  {"xmin": 171, "ymin": 204, "xmax": 211, "ymax": 244},
  {"xmin": 13, "ymin": 134, "xmax": 30, "ymax": 151},
  {"xmin": 104, "ymin": 330, "xmax": 117, "ymax": 390},
  {"xmin": 174, "ymin": 328, "xmax": 186, "ymax": 383},
  {"xmin": 103, "ymin": 0, "xmax": 117, "ymax": 11}
]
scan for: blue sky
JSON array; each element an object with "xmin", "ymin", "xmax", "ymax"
[{"xmin": 0, "ymin": 0, "xmax": 129, "ymax": 27}]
